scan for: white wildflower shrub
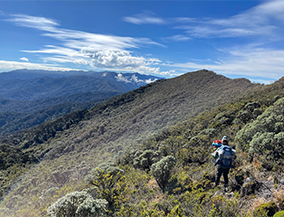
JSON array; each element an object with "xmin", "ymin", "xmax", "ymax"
[{"xmin": 47, "ymin": 190, "xmax": 107, "ymax": 217}]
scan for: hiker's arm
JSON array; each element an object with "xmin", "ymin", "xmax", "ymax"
[
  {"xmin": 232, "ymin": 151, "xmax": 236, "ymax": 159},
  {"xmin": 212, "ymin": 151, "xmax": 218, "ymax": 159}
]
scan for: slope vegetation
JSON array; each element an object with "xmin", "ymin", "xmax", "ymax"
[
  {"xmin": 44, "ymin": 75, "xmax": 284, "ymax": 217},
  {"xmin": 0, "ymin": 70, "xmax": 263, "ymax": 216}
]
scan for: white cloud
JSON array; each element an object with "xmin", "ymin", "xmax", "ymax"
[
  {"xmin": 173, "ymin": 0, "xmax": 284, "ymax": 39},
  {"xmin": 170, "ymin": 47, "xmax": 284, "ymax": 82},
  {"xmin": 144, "ymin": 78, "xmax": 158, "ymax": 84},
  {"xmin": 254, "ymin": 0, "xmax": 284, "ymax": 21},
  {"xmin": 6, "ymin": 14, "xmax": 59, "ymax": 32},
  {"xmin": 152, "ymin": 0, "xmax": 284, "ymax": 82},
  {"xmin": 22, "ymin": 45, "xmax": 81, "ymax": 56},
  {"xmin": 115, "ymin": 73, "xmax": 131, "ymax": 83},
  {"xmin": 5, "ymin": 13, "xmax": 166, "ymax": 75},
  {"xmin": 163, "ymin": 35, "xmax": 191, "ymax": 42},
  {"xmin": 80, "ymin": 49, "xmax": 165, "ymax": 75},
  {"xmin": 115, "ymin": 73, "xmax": 158, "ymax": 84},
  {"xmin": 6, "ymin": 14, "xmax": 163, "ymax": 50},
  {"xmin": 123, "ymin": 12, "xmax": 167, "ymax": 25},
  {"xmin": 0, "ymin": 60, "xmax": 81, "ymax": 72},
  {"xmin": 129, "ymin": 0, "xmax": 284, "ymax": 40},
  {"xmin": 173, "ymin": 17, "xmax": 197, "ymax": 23},
  {"xmin": 87, "ymin": 50, "xmax": 145, "ymax": 68},
  {"xmin": 131, "ymin": 74, "xmax": 143, "ymax": 83},
  {"xmin": 20, "ymin": 57, "xmax": 29, "ymax": 62}
]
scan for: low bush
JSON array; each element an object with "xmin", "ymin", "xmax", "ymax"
[{"xmin": 253, "ymin": 201, "xmax": 279, "ymax": 217}]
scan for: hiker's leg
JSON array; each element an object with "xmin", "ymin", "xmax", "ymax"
[
  {"xmin": 223, "ymin": 168, "xmax": 230, "ymax": 187},
  {"xmin": 215, "ymin": 167, "xmax": 222, "ymax": 186}
]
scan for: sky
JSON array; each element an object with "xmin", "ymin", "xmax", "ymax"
[{"xmin": 0, "ymin": 0, "xmax": 284, "ymax": 84}]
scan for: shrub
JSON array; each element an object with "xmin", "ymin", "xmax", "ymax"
[
  {"xmin": 253, "ymin": 201, "xmax": 279, "ymax": 217},
  {"xmin": 151, "ymin": 155, "xmax": 176, "ymax": 192},
  {"xmin": 244, "ymin": 101, "xmax": 261, "ymax": 112},
  {"xmin": 274, "ymin": 211, "xmax": 284, "ymax": 217},
  {"xmin": 133, "ymin": 149, "xmax": 160, "ymax": 171},
  {"xmin": 198, "ymin": 128, "xmax": 217, "ymax": 137},
  {"xmin": 47, "ymin": 190, "xmax": 107, "ymax": 217},
  {"xmin": 235, "ymin": 98, "xmax": 284, "ymax": 168},
  {"xmin": 236, "ymin": 110, "xmax": 252, "ymax": 123},
  {"xmin": 89, "ymin": 167, "xmax": 127, "ymax": 212}
]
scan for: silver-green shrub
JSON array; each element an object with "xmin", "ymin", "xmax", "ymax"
[
  {"xmin": 151, "ymin": 155, "xmax": 176, "ymax": 192},
  {"xmin": 47, "ymin": 190, "xmax": 107, "ymax": 217},
  {"xmin": 235, "ymin": 97, "xmax": 284, "ymax": 153}
]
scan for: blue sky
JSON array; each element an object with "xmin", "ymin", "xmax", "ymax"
[{"xmin": 0, "ymin": 0, "xmax": 284, "ymax": 83}]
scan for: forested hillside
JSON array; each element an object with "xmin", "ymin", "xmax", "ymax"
[
  {"xmin": 0, "ymin": 70, "xmax": 161, "ymax": 136},
  {"xmin": 0, "ymin": 92, "xmax": 116, "ymax": 136},
  {"xmin": 0, "ymin": 70, "xmax": 160, "ymax": 101},
  {"xmin": 46, "ymin": 75, "xmax": 283, "ymax": 217},
  {"xmin": 0, "ymin": 70, "xmax": 272, "ymax": 216}
]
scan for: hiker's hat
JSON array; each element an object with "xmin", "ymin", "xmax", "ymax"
[{"xmin": 222, "ymin": 136, "xmax": 228, "ymax": 144}]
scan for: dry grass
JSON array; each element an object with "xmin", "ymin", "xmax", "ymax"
[
  {"xmin": 249, "ymin": 197, "xmax": 267, "ymax": 213},
  {"xmin": 146, "ymin": 178, "xmax": 159, "ymax": 191}
]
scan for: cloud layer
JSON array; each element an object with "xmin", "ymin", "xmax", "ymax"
[
  {"xmin": 0, "ymin": 60, "xmax": 79, "ymax": 72},
  {"xmin": 125, "ymin": 0, "xmax": 284, "ymax": 40},
  {"xmin": 2, "ymin": 0, "xmax": 284, "ymax": 83},
  {"xmin": 5, "ymin": 14, "xmax": 168, "ymax": 75},
  {"xmin": 175, "ymin": 0, "xmax": 284, "ymax": 39}
]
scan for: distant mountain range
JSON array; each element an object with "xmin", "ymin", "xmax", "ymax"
[
  {"xmin": 0, "ymin": 69, "xmax": 162, "ymax": 135},
  {"xmin": 0, "ymin": 69, "xmax": 159, "ymax": 82},
  {"xmin": 0, "ymin": 69, "xmax": 161, "ymax": 101}
]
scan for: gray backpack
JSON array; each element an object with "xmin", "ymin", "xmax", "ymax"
[{"xmin": 217, "ymin": 145, "xmax": 235, "ymax": 168}]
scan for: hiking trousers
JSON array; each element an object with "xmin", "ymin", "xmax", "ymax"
[{"xmin": 215, "ymin": 167, "xmax": 230, "ymax": 187}]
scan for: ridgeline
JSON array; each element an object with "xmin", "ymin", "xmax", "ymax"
[{"xmin": 1, "ymin": 70, "xmax": 283, "ymax": 216}]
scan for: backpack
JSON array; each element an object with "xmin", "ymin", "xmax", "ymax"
[{"xmin": 217, "ymin": 145, "xmax": 235, "ymax": 168}]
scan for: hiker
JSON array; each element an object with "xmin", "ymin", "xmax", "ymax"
[{"xmin": 211, "ymin": 136, "xmax": 236, "ymax": 191}]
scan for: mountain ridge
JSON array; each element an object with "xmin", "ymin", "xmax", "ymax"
[
  {"xmin": 1, "ymin": 70, "xmax": 261, "ymax": 158},
  {"xmin": 0, "ymin": 69, "xmax": 271, "ymax": 216},
  {"xmin": 2, "ymin": 70, "xmax": 261, "ymax": 150}
]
